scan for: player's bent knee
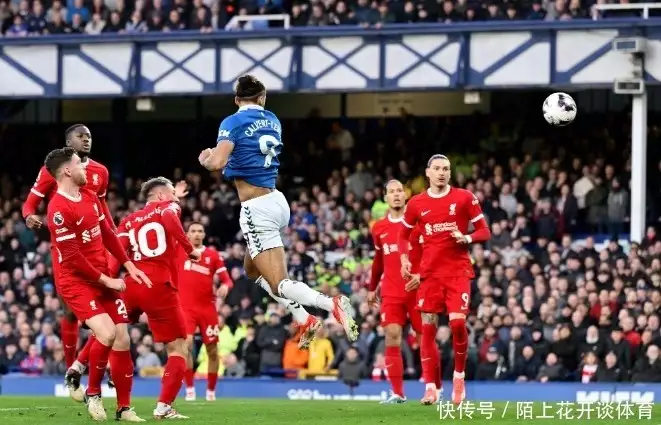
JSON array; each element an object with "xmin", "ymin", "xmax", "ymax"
[
  {"xmin": 421, "ymin": 313, "xmax": 438, "ymax": 325},
  {"xmin": 384, "ymin": 324, "xmax": 402, "ymax": 345},
  {"xmin": 167, "ymin": 338, "xmax": 188, "ymax": 357},
  {"xmin": 448, "ymin": 313, "xmax": 466, "ymax": 322},
  {"xmin": 85, "ymin": 314, "xmax": 116, "ymax": 346},
  {"xmin": 112, "ymin": 325, "xmax": 130, "ymax": 350}
]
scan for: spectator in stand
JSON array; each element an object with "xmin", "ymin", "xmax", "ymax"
[
  {"xmin": 66, "ymin": 0, "xmax": 89, "ymax": 23},
  {"xmin": 85, "ymin": 12, "xmax": 106, "ymax": 34}
]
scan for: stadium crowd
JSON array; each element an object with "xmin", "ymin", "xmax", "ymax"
[
  {"xmin": 1, "ymin": 110, "xmax": 661, "ymax": 387},
  {"xmin": 0, "ymin": 0, "xmax": 640, "ymax": 36}
]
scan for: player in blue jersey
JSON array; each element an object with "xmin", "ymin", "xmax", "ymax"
[{"xmin": 198, "ymin": 75, "xmax": 358, "ymax": 346}]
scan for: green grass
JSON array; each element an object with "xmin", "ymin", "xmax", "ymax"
[{"xmin": 0, "ymin": 397, "xmax": 659, "ymax": 424}]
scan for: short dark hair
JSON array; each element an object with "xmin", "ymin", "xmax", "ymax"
[
  {"xmin": 141, "ymin": 176, "xmax": 173, "ymax": 199},
  {"xmin": 235, "ymin": 75, "xmax": 266, "ymax": 99},
  {"xmin": 44, "ymin": 147, "xmax": 76, "ymax": 178},
  {"xmin": 384, "ymin": 179, "xmax": 402, "ymax": 190},
  {"xmin": 187, "ymin": 222, "xmax": 204, "ymax": 231},
  {"xmin": 65, "ymin": 124, "xmax": 86, "ymax": 140},
  {"xmin": 427, "ymin": 154, "xmax": 449, "ymax": 168}
]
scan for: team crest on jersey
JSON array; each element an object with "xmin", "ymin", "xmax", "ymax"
[
  {"xmin": 449, "ymin": 203, "xmax": 456, "ymax": 215},
  {"xmin": 53, "ymin": 212, "xmax": 64, "ymax": 226},
  {"xmin": 92, "ymin": 173, "xmax": 99, "ymax": 186}
]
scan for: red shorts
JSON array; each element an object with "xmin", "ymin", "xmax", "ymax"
[
  {"xmin": 58, "ymin": 281, "xmax": 129, "ymax": 324},
  {"xmin": 416, "ymin": 276, "xmax": 471, "ymax": 315},
  {"xmin": 122, "ymin": 278, "xmax": 187, "ymax": 343},
  {"xmin": 380, "ymin": 295, "xmax": 422, "ymax": 333},
  {"xmin": 181, "ymin": 304, "xmax": 219, "ymax": 345}
]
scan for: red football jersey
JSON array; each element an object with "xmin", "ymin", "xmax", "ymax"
[
  {"xmin": 47, "ymin": 188, "xmax": 109, "ymax": 283},
  {"xmin": 31, "ymin": 159, "xmax": 109, "ymax": 200},
  {"xmin": 371, "ymin": 215, "xmax": 422, "ymax": 299},
  {"xmin": 176, "ymin": 246, "xmax": 226, "ymax": 307},
  {"xmin": 117, "ymin": 201, "xmax": 193, "ymax": 289},
  {"xmin": 402, "ymin": 187, "xmax": 484, "ymax": 279}
]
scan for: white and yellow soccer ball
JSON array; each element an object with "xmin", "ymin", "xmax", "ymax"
[{"xmin": 543, "ymin": 92, "xmax": 577, "ymax": 127}]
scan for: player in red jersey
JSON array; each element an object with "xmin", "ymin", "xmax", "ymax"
[
  {"xmin": 398, "ymin": 154, "xmax": 491, "ymax": 405},
  {"xmin": 368, "ymin": 180, "xmax": 423, "ymax": 404},
  {"xmin": 44, "ymin": 147, "xmax": 150, "ymax": 422},
  {"xmin": 115, "ymin": 177, "xmax": 200, "ymax": 420},
  {"xmin": 21, "ymin": 125, "xmax": 114, "ymax": 394},
  {"xmin": 178, "ymin": 223, "xmax": 234, "ymax": 402}
]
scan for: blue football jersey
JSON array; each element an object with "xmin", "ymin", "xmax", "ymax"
[{"xmin": 217, "ymin": 105, "xmax": 282, "ymax": 189}]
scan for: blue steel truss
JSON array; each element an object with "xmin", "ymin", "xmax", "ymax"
[{"xmin": 0, "ymin": 19, "xmax": 659, "ymax": 98}]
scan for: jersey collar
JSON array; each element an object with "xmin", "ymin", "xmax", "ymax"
[
  {"xmin": 57, "ymin": 190, "xmax": 81, "ymax": 202},
  {"xmin": 427, "ymin": 186, "xmax": 451, "ymax": 199},
  {"xmin": 387, "ymin": 214, "xmax": 403, "ymax": 223},
  {"xmin": 238, "ymin": 105, "xmax": 264, "ymax": 112}
]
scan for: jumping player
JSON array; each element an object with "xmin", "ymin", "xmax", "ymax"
[
  {"xmin": 115, "ymin": 177, "xmax": 200, "ymax": 420},
  {"xmin": 368, "ymin": 179, "xmax": 423, "ymax": 404},
  {"xmin": 198, "ymin": 74, "xmax": 357, "ymax": 344},
  {"xmin": 398, "ymin": 154, "xmax": 490, "ymax": 405},
  {"xmin": 21, "ymin": 124, "xmax": 114, "ymax": 399},
  {"xmin": 44, "ymin": 147, "xmax": 149, "ymax": 421},
  {"xmin": 178, "ymin": 222, "xmax": 234, "ymax": 402}
]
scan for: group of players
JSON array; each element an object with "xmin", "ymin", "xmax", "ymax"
[
  {"xmin": 20, "ymin": 73, "xmax": 491, "ymax": 421},
  {"xmin": 22, "ymin": 126, "xmax": 236, "ymax": 420},
  {"xmin": 369, "ymin": 156, "xmax": 490, "ymax": 405}
]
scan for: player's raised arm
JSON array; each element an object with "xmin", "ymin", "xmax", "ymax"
[
  {"xmin": 22, "ymin": 168, "xmax": 55, "ymax": 229},
  {"xmin": 199, "ymin": 117, "xmax": 236, "ymax": 171}
]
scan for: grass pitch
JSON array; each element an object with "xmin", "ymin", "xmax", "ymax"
[{"xmin": 0, "ymin": 397, "xmax": 659, "ymax": 424}]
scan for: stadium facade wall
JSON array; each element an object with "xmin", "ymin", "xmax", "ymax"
[
  {"xmin": 0, "ymin": 19, "xmax": 659, "ymax": 99},
  {"xmin": 0, "ymin": 376, "xmax": 659, "ymax": 402}
]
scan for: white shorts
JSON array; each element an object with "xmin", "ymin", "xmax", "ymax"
[{"xmin": 239, "ymin": 190, "xmax": 290, "ymax": 259}]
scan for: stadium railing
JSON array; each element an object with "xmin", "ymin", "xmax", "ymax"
[
  {"xmin": 224, "ymin": 14, "xmax": 291, "ymax": 31},
  {"xmin": 593, "ymin": 2, "xmax": 661, "ymax": 19}
]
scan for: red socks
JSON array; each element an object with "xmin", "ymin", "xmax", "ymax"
[
  {"xmin": 450, "ymin": 319, "xmax": 468, "ymax": 374},
  {"xmin": 159, "ymin": 356, "xmax": 186, "ymax": 405},
  {"xmin": 109, "ymin": 350, "xmax": 134, "ymax": 409},
  {"xmin": 384, "ymin": 345, "xmax": 404, "ymax": 397},
  {"xmin": 77, "ymin": 335, "xmax": 96, "ymax": 367},
  {"xmin": 421, "ymin": 323, "xmax": 441, "ymax": 388},
  {"xmin": 207, "ymin": 372, "xmax": 218, "ymax": 392},
  {"xmin": 184, "ymin": 369, "xmax": 195, "ymax": 388},
  {"xmin": 60, "ymin": 317, "xmax": 79, "ymax": 369},
  {"xmin": 87, "ymin": 339, "xmax": 112, "ymax": 395}
]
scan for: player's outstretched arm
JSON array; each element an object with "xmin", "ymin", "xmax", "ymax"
[{"xmin": 200, "ymin": 141, "xmax": 234, "ymax": 171}]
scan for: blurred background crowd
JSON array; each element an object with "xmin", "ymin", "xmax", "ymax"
[
  {"xmin": 2, "ymin": 105, "xmax": 661, "ymax": 386},
  {"xmin": 0, "ymin": 0, "xmax": 654, "ymax": 36}
]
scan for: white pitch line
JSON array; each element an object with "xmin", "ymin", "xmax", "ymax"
[{"xmin": 0, "ymin": 406, "xmax": 62, "ymax": 412}]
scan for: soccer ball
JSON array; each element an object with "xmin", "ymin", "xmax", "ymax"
[{"xmin": 543, "ymin": 92, "xmax": 577, "ymax": 126}]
